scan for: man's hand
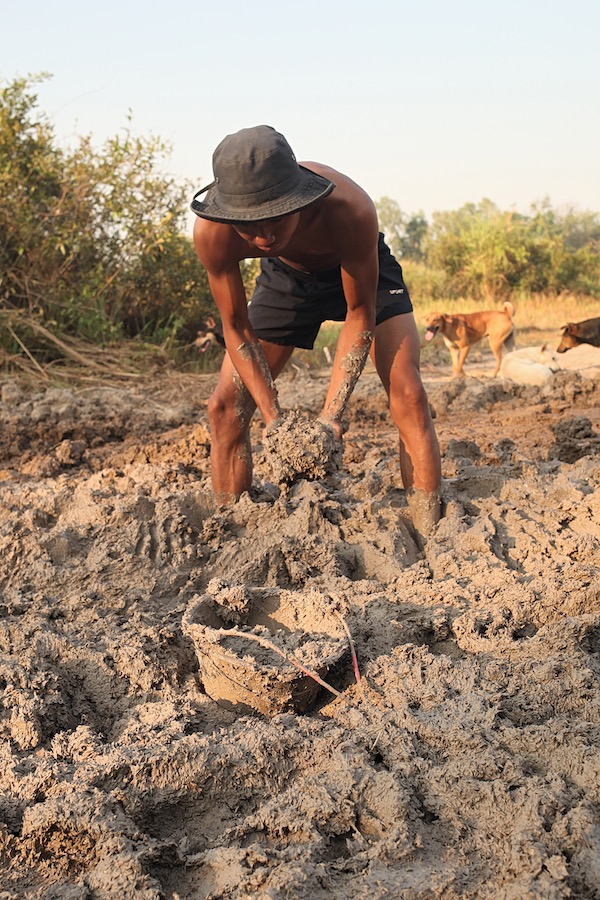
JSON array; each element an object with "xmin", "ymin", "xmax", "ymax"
[
  {"xmin": 317, "ymin": 415, "xmax": 345, "ymax": 441},
  {"xmin": 262, "ymin": 417, "xmax": 285, "ymax": 442}
]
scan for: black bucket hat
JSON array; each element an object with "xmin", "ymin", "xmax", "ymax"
[{"xmin": 190, "ymin": 125, "xmax": 335, "ymax": 223}]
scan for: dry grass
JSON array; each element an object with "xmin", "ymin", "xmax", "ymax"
[
  {"xmin": 0, "ymin": 308, "xmax": 174, "ymax": 386},
  {"xmin": 2, "ymin": 295, "xmax": 599, "ymax": 387}
]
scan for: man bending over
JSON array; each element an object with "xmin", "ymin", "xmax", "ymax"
[{"xmin": 192, "ymin": 125, "xmax": 442, "ymax": 539}]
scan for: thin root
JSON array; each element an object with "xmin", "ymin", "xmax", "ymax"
[
  {"xmin": 221, "ymin": 628, "xmax": 343, "ymax": 699},
  {"xmin": 331, "ymin": 604, "xmax": 365, "ymax": 698}
]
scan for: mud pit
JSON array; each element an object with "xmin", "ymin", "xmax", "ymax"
[
  {"xmin": 0, "ymin": 358, "xmax": 599, "ymax": 898},
  {"xmin": 182, "ymin": 581, "xmax": 348, "ymax": 716}
]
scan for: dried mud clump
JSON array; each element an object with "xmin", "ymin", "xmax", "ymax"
[{"xmin": 549, "ymin": 415, "xmax": 600, "ymax": 462}]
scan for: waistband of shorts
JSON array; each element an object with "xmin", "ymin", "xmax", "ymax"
[{"xmin": 269, "ymin": 257, "xmax": 340, "ymax": 282}]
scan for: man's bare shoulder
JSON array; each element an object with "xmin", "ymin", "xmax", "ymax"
[
  {"xmin": 301, "ymin": 161, "xmax": 377, "ymax": 225},
  {"xmin": 297, "ymin": 161, "xmax": 378, "ymax": 253},
  {"xmin": 302, "ymin": 161, "xmax": 373, "ymax": 201},
  {"xmin": 193, "ymin": 217, "xmax": 249, "ymax": 272}
]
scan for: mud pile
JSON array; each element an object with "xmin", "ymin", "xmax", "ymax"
[{"xmin": 0, "ymin": 365, "xmax": 599, "ymax": 898}]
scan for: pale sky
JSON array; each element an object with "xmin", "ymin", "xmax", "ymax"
[{"xmin": 3, "ymin": 0, "xmax": 599, "ymax": 227}]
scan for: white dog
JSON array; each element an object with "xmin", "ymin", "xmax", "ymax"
[{"xmin": 499, "ymin": 345, "xmax": 559, "ymax": 386}]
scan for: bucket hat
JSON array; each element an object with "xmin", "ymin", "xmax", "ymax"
[{"xmin": 190, "ymin": 125, "xmax": 335, "ymax": 223}]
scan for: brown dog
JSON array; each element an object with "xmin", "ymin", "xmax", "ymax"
[
  {"xmin": 423, "ymin": 301, "xmax": 516, "ymax": 376},
  {"xmin": 556, "ymin": 317, "xmax": 600, "ymax": 353}
]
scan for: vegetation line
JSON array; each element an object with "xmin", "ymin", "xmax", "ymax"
[{"xmin": 1, "ymin": 74, "xmax": 599, "ymax": 379}]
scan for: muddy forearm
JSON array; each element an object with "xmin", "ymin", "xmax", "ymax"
[
  {"xmin": 321, "ymin": 329, "xmax": 374, "ymax": 427},
  {"xmin": 230, "ymin": 339, "xmax": 282, "ymax": 425}
]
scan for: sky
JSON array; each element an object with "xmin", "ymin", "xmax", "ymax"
[{"xmin": 3, "ymin": 0, "xmax": 600, "ymax": 229}]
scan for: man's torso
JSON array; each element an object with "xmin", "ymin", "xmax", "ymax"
[{"xmin": 196, "ymin": 162, "xmax": 377, "ymax": 276}]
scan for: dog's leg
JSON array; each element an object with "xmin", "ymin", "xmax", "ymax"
[
  {"xmin": 490, "ymin": 330, "xmax": 514, "ymax": 376},
  {"xmin": 455, "ymin": 346, "xmax": 470, "ymax": 375},
  {"xmin": 448, "ymin": 345, "xmax": 460, "ymax": 375},
  {"xmin": 442, "ymin": 337, "xmax": 461, "ymax": 376}
]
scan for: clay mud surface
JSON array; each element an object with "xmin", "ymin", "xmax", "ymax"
[{"xmin": 1, "ymin": 356, "xmax": 599, "ymax": 898}]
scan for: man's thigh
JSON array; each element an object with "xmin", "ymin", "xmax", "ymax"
[{"xmin": 371, "ymin": 312, "xmax": 422, "ymax": 394}]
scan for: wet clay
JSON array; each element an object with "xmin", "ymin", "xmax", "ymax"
[
  {"xmin": 0, "ymin": 359, "xmax": 599, "ymax": 898},
  {"xmin": 262, "ymin": 409, "xmax": 343, "ymax": 484},
  {"xmin": 406, "ymin": 486, "xmax": 442, "ymax": 544}
]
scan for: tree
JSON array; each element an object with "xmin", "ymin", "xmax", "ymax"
[
  {"xmin": 375, "ymin": 196, "xmax": 405, "ymax": 260},
  {"xmin": 375, "ymin": 197, "xmax": 429, "ymax": 262},
  {"xmin": 424, "ymin": 197, "xmax": 600, "ymax": 301},
  {"xmin": 402, "ymin": 214, "xmax": 428, "ymax": 262},
  {"xmin": 0, "ymin": 73, "xmax": 214, "ymax": 351},
  {"xmin": 428, "ymin": 200, "xmax": 537, "ymax": 301}
]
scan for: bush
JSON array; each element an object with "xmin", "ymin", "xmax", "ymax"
[{"xmin": 0, "ymin": 73, "xmax": 214, "ymax": 355}]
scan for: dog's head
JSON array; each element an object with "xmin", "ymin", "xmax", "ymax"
[
  {"xmin": 193, "ymin": 316, "xmax": 225, "ymax": 353},
  {"xmin": 556, "ymin": 323, "xmax": 579, "ymax": 353},
  {"xmin": 423, "ymin": 313, "xmax": 445, "ymax": 342}
]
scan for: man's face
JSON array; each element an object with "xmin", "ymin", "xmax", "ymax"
[{"xmin": 231, "ymin": 213, "xmax": 300, "ymax": 254}]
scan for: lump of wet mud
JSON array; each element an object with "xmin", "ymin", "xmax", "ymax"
[
  {"xmin": 206, "ymin": 577, "xmax": 252, "ymax": 625},
  {"xmin": 262, "ymin": 410, "xmax": 342, "ymax": 485},
  {"xmin": 429, "ymin": 379, "xmax": 517, "ymax": 415},
  {"xmin": 445, "ymin": 439, "xmax": 483, "ymax": 461}
]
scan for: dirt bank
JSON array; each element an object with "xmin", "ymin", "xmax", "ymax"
[{"xmin": 0, "ymin": 357, "xmax": 599, "ymax": 898}]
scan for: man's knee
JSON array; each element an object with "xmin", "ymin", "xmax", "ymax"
[
  {"xmin": 389, "ymin": 374, "xmax": 430, "ymax": 425},
  {"xmin": 207, "ymin": 390, "xmax": 235, "ymax": 435},
  {"xmin": 206, "ymin": 389, "xmax": 227, "ymax": 426},
  {"xmin": 207, "ymin": 385, "xmax": 254, "ymax": 436}
]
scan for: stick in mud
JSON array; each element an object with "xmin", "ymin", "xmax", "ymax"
[
  {"xmin": 332, "ymin": 606, "xmax": 364, "ymax": 698},
  {"xmin": 222, "ymin": 628, "xmax": 343, "ymax": 699}
]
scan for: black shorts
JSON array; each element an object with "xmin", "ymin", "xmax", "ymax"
[{"xmin": 248, "ymin": 233, "xmax": 413, "ymax": 349}]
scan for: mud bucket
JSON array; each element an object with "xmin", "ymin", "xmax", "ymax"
[{"xmin": 182, "ymin": 582, "xmax": 348, "ymax": 716}]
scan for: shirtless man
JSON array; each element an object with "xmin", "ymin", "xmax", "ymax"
[{"xmin": 192, "ymin": 125, "xmax": 442, "ymax": 538}]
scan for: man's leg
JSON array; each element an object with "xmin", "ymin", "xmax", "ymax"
[
  {"xmin": 207, "ymin": 341, "xmax": 295, "ymax": 501},
  {"xmin": 371, "ymin": 313, "xmax": 442, "ymax": 535}
]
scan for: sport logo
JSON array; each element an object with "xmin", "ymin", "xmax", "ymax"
[{"xmin": 389, "ymin": 288, "xmax": 405, "ymax": 294}]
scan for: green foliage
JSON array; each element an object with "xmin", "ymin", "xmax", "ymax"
[
  {"xmin": 400, "ymin": 260, "xmax": 448, "ymax": 303},
  {"xmin": 377, "ymin": 194, "xmax": 600, "ymax": 303},
  {"xmin": 425, "ymin": 200, "xmax": 524, "ymax": 301},
  {"xmin": 0, "ymin": 73, "xmax": 214, "ymax": 355},
  {"xmin": 375, "ymin": 197, "xmax": 427, "ymax": 261}
]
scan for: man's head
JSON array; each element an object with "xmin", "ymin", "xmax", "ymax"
[{"xmin": 191, "ymin": 125, "xmax": 335, "ymax": 224}]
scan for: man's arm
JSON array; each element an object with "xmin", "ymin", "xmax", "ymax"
[
  {"xmin": 193, "ymin": 219, "xmax": 282, "ymax": 426},
  {"xmin": 319, "ymin": 205, "xmax": 379, "ymax": 433}
]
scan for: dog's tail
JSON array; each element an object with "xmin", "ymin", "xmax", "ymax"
[{"xmin": 502, "ymin": 300, "xmax": 516, "ymax": 319}]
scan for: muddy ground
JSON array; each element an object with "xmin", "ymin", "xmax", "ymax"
[{"xmin": 0, "ymin": 347, "xmax": 599, "ymax": 899}]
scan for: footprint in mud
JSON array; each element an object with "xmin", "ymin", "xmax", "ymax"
[{"xmin": 133, "ymin": 514, "xmax": 200, "ymax": 564}]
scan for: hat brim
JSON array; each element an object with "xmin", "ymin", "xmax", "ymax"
[{"xmin": 190, "ymin": 166, "xmax": 335, "ymax": 223}]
